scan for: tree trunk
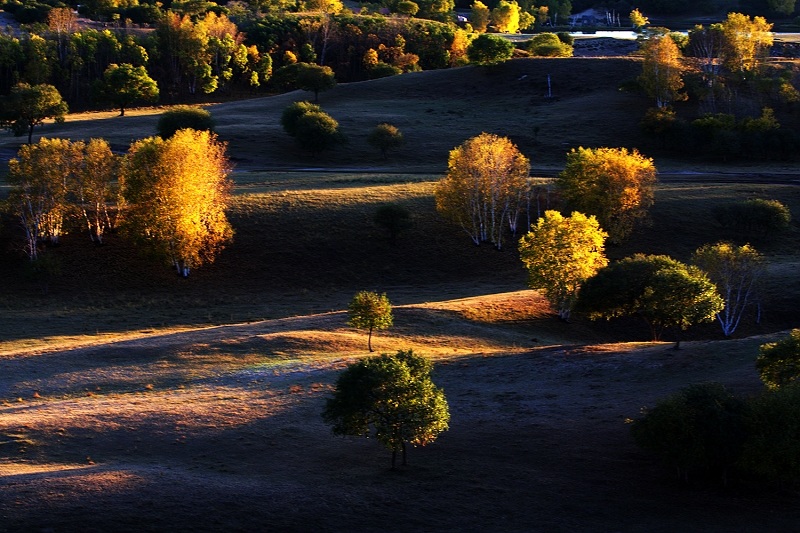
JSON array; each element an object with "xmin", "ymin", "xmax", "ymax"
[{"xmin": 401, "ymin": 441, "xmax": 407, "ymax": 466}]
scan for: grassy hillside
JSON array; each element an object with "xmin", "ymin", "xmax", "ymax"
[{"xmin": 0, "ymin": 57, "xmax": 798, "ymax": 347}]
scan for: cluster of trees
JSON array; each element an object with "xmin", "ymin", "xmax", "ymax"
[
  {"xmin": 280, "ymin": 100, "xmax": 345, "ymax": 154},
  {"xmin": 636, "ymin": 13, "xmax": 800, "ymax": 161},
  {"xmin": 3, "ymin": 128, "xmax": 233, "ymax": 277},
  {"xmin": 632, "ymin": 329, "xmax": 800, "ymax": 487},
  {"xmin": 436, "ymin": 133, "xmax": 781, "ymax": 342}
]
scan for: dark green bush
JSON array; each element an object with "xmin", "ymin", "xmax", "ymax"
[
  {"xmin": 631, "ymin": 382, "xmax": 748, "ymax": 484},
  {"xmin": 713, "ymin": 198, "xmax": 791, "ymax": 240},
  {"xmin": 280, "ymin": 101, "xmax": 322, "ymax": 137},
  {"xmin": 740, "ymin": 383, "xmax": 800, "ymax": 485},
  {"xmin": 157, "ymin": 106, "xmax": 215, "ymax": 139}
]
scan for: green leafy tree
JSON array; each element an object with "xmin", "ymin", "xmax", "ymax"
[
  {"xmin": 638, "ymin": 34, "xmax": 686, "ymax": 109},
  {"xmin": 296, "ymin": 62, "xmax": 336, "ymax": 102},
  {"xmin": 322, "ymin": 349, "xmax": 449, "ymax": 469},
  {"xmin": 578, "ymin": 254, "xmax": 724, "ymax": 342},
  {"xmin": 557, "ymin": 147, "xmax": 657, "ymax": 244},
  {"xmin": 95, "ymin": 63, "xmax": 159, "ymax": 116},
  {"xmin": 121, "ymin": 129, "xmax": 233, "ymax": 277},
  {"xmin": 692, "ymin": 242, "xmax": 765, "ymax": 337},
  {"xmin": 757, "ymin": 330, "xmax": 800, "ymax": 391},
  {"xmin": 367, "ymin": 123, "xmax": 405, "ymax": 159},
  {"xmin": 348, "ymin": 290, "xmax": 393, "ymax": 352},
  {"xmin": 435, "ymin": 133, "xmax": 530, "ymax": 250},
  {"xmin": 157, "ymin": 106, "xmax": 215, "ymax": 139},
  {"xmin": 294, "ymin": 110, "xmax": 345, "ymax": 155},
  {"xmin": 518, "ymin": 210, "xmax": 608, "ymax": 321},
  {"xmin": 374, "ymin": 203, "xmax": 412, "ymax": 243},
  {"xmin": 0, "ymin": 83, "xmax": 68, "ymax": 144},
  {"xmin": 466, "ymin": 34, "xmax": 514, "ymax": 66},
  {"xmin": 713, "ymin": 198, "xmax": 791, "ymax": 241},
  {"xmin": 280, "ymin": 101, "xmax": 322, "ymax": 137},
  {"xmin": 396, "ymin": 0, "xmax": 419, "ymax": 16},
  {"xmin": 526, "ymin": 32, "xmax": 573, "ymax": 57}
]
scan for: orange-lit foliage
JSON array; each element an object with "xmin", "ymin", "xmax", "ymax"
[
  {"xmin": 122, "ymin": 129, "xmax": 233, "ymax": 277},
  {"xmin": 435, "ymin": 133, "xmax": 530, "ymax": 250},
  {"xmin": 557, "ymin": 147, "xmax": 656, "ymax": 244},
  {"xmin": 639, "ymin": 34, "xmax": 686, "ymax": 109}
]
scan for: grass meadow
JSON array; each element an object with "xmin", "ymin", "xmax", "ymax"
[{"xmin": 1, "ymin": 56, "xmax": 799, "ymax": 531}]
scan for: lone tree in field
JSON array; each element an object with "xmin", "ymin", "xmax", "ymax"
[
  {"xmin": 518, "ymin": 210, "xmax": 608, "ymax": 320},
  {"xmin": 95, "ymin": 63, "xmax": 159, "ymax": 116},
  {"xmin": 348, "ymin": 291, "xmax": 393, "ymax": 352},
  {"xmin": 122, "ymin": 129, "xmax": 233, "ymax": 277},
  {"xmin": 756, "ymin": 330, "xmax": 800, "ymax": 390},
  {"xmin": 692, "ymin": 242, "xmax": 765, "ymax": 337},
  {"xmin": 467, "ymin": 34, "xmax": 514, "ymax": 66},
  {"xmin": 281, "ymin": 101, "xmax": 321, "ymax": 136},
  {"xmin": 435, "ymin": 133, "xmax": 530, "ymax": 250},
  {"xmin": 0, "ymin": 83, "xmax": 68, "ymax": 144},
  {"xmin": 639, "ymin": 34, "xmax": 686, "ymax": 109},
  {"xmin": 374, "ymin": 203, "xmax": 412, "ymax": 243},
  {"xmin": 368, "ymin": 123, "xmax": 405, "ymax": 159},
  {"xmin": 296, "ymin": 62, "xmax": 336, "ymax": 102},
  {"xmin": 322, "ymin": 349, "xmax": 450, "ymax": 470},
  {"xmin": 578, "ymin": 254, "xmax": 723, "ymax": 343},
  {"xmin": 557, "ymin": 147, "xmax": 657, "ymax": 244},
  {"xmin": 294, "ymin": 110, "xmax": 345, "ymax": 155}
]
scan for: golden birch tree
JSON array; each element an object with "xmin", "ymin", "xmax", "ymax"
[
  {"xmin": 720, "ymin": 12, "xmax": 773, "ymax": 75},
  {"xmin": 519, "ymin": 210, "xmax": 608, "ymax": 320},
  {"xmin": 639, "ymin": 34, "xmax": 686, "ymax": 109},
  {"xmin": 435, "ymin": 133, "xmax": 530, "ymax": 250},
  {"xmin": 74, "ymin": 138, "xmax": 121, "ymax": 244},
  {"xmin": 557, "ymin": 147, "xmax": 657, "ymax": 244},
  {"xmin": 8, "ymin": 138, "xmax": 81, "ymax": 260},
  {"xmin": 121, "ymin": 129, "xmax": 233, "ymax": 277}
]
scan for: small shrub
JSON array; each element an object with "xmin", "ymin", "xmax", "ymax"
[
  {"xmin": 367, "ymin": 123, "xmax": 404, "ymax": 159},
  {"xmin": 157, "ymin": 106, "xmax": 215, "ymax": 139},
  {"xmin": 714, "ymin": 198, "xmax": 791, "ymax": 240},
  {"xmin": 631, "ymin": 382, "xmax": 748, "ymax": 484},
  {"xmin": 281, "ymin": 101, "xmax": 322, "ymax": 137},
  {"xmin": 526, "ymin": 33, "xmax": 573, "ymax": 57},
  {"xmin": 374, "ymin": 203, "xmax": 411, "ymax": 242},
  {"xmin": 294, "ymin": 111, "xmax": 345, "ymax": 154},
  {"xmin": 757, "ymin": 329, "xmax": 800, "ymax": 390}
]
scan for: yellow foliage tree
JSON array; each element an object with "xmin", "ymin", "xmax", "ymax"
[
  {"xmin": 518, "ymin": 210, "xmax": 608, "ymax": 320},
  {"xmin": 491, "ymin": 0, "xmax": 521, "ymax": 33},
  {"xmin": 557, "ymin": 147, "xmax": 657, "ymax": 244},
  {"xmin": 8, "ymin": 138, "xmax": 81, "ymax": 260},
  {"xmin": 74, "ymin": 138, "xmax": 121, "ymax": 244},
  {"xmin": 720, "ymin": 12, "xmax": 773, "ymax": 74},
  {"xmin": 435, "ymin": 133, "xmax": 530, "ymax": 250},
  {"xmin": 471, "ymin": 0, "xmax": 491, "ymax": 33},
  {"xmin": 629, "ymin": 8, "xmax": 648, "ymax": 30},
  {"xmin": 121, "ymin": 129, "xmax": 234, "ymax": 277},
  {"xmin": 639, "ymin": 34, "xmax": 686, "ymax": 109}
]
